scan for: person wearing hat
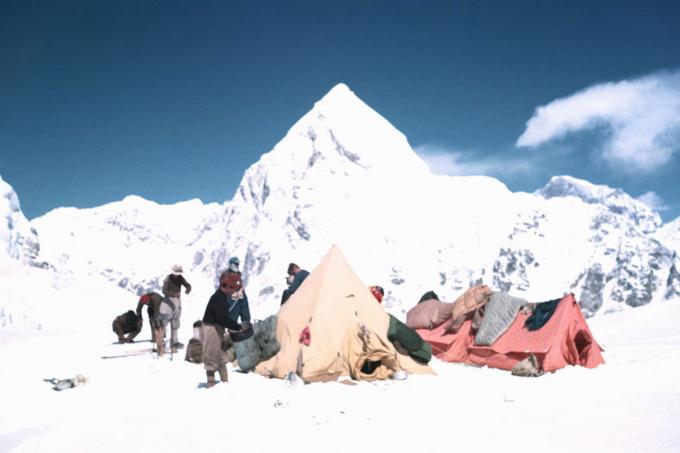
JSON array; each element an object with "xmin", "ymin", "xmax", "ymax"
[
  {"xmin": 201, "ymin": 273, "xmax": 246, "ymax": 387},
  {"xmin": 217, "ymin": 257, "xmax": 251, "ymax": 326},
  {"xmin": 162, "ymin": 264, "xmax": 192, "ymax": 351},
  {"xmin": 280, "ymin": 262, "xmax": 310, "ymax": 305}
]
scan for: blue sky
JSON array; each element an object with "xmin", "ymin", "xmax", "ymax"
[{"xmin": 2, "ymin": 0, "xmax": 680, "ymax": 221}]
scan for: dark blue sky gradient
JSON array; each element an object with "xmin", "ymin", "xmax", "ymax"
[{"xmin": 1, "ymin": 0, "xmax": 680, "ymax": 220}]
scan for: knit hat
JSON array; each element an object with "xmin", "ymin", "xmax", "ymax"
[{"xmin": 171, "ymin": 264, "xmax": 183, "ymax": 275}]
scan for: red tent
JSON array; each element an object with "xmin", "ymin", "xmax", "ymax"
[{"xmin": 416, "ymin": 293, "xmax": 604, "ymax": 372}]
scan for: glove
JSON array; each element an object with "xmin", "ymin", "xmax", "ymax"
[{"xmin": 185, "ymin": 287, "xmax": 191, "ymax": 295}]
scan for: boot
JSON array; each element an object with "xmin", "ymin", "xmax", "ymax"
[
  {"xmin": 171, "ymin": 328, "xmax": 181, "ymax": 349},
  {"xmin": 218, "ymin": 364, "xmax": 228, "ymax": 383},
  {"xmin": 206, "ymin": 370, "xmax": 216, "ymax": 388}
]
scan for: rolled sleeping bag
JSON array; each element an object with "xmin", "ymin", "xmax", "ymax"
[
  {"xmin": 253, "ymin": 315, "xmax": 280, "ymax": 362},
  {"xmin": 231, "ymin": 326, "xmax": 259, "ymax": 372}
]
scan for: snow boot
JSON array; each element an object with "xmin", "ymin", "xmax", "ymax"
[
  {"xmin": 218, "ymin": 364, "xmax": 228, "ymax": 383},
  {"xmin": 206, "ymin": 370, "xmax": 216, "ymax": 388}
]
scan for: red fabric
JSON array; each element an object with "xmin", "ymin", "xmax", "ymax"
[
  {"xmin": 417, "ymin": 294, "xmax": 605, "ymax": 372},
  {"xmin": 221, "ymin": 272, "xmax": 243, "ymax": 295},
  {"xmin": 299, "ymin": 326, "xmax": 311, "ymax": 346},
  {"xmin": 369, "ymin": 286, "xmax": 383, "ymax": 303},
  {"xmin": 139, "ymin": 294, "xmax": 150, "ymax": 304}
]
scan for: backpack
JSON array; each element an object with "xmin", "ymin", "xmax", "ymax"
[{"xmin": 184, "ymin": 338, "xmax": 203, "ymax": 364}]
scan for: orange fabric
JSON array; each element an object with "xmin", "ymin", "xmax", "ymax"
[
  {"xmin": 256, "ymin": 245, "xmax": 434, "ymax": 381},
  {"xmin": 406, "ymin": 299, "xmax": 454, "ymax": 330},
  {"xmin": 450, "ymin": 285, "xmax": 492, "ymax": 322},
  {"xmin": 417, "ymin": 294, "xmax": 604, "ymax": 372}
]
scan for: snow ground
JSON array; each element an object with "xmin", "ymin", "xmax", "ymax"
[{"xmin": 0, "ymin": 263, "xmax": 679, "ymax": 453}]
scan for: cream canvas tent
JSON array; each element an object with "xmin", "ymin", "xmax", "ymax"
[{"xmin": 256, "ymin": 245, "xmax": 434, "ymax": 382}]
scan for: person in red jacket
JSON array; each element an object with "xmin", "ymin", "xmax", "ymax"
[{"xmin": 217, "ymin": 256, "xmax": 251, "ymax": 324}]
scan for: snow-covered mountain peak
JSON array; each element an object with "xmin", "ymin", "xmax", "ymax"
[
  {"xmin": 273, "ymin": 83, "xmax": 429, "ymax": 177},
  {"xmin": 17, "ymin": 86, "xmax": 680, "ymax": 320},
  {"xmin": 120, "ymin": 194, "xmax": 156, "ymax": 206},
  {"xmin": 538, "ymin": 175, "xmax": 617, "ymax": 203},
  {"xmin": 537, "ymin": 175, "xmax": 661, "ymax": 233},
  {"xmin": 1, "ymin": 176, "xmax": 20, "ymax": 211},
  {"xmin": 313, "ymin": 82, "xmax": 356, "ymax": 108},
  {"xmin": 0, "ymin": 175, "xmax": 40, "ymax": 265}
]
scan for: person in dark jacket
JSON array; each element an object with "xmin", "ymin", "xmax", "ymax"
[
  {"xmin": 162, "ymin": 264, "xmax": 192, "ymax": 351},
  {"xmin": 281, "ymin": 263, "xmax": 310, "ymax": 305},
  {"xmin": 218, "ymin": 256, "xmax": 251, "ymax": 325},
  {"xmin": 112, "ymin": 310, "xmax": 142, "ymax": 343},
  {"xmin": 202, "ymin": 273, "xmax": 245, "ymax": 387}
]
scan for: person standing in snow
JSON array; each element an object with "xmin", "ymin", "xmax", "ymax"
[
  {"xmin": 280, "ymin": 262, "xmax": 310, "ymax": 305},
  {"xmin": 162, "ymin": 265, "xmax": 192, "ymax": 352},
  {"xmin": 218, "ymin": 256, "xmax": 251, "ymax": 326},
  {"xmin": 201, "ymin": 273, "xmax": 246, "ymax": 387}
]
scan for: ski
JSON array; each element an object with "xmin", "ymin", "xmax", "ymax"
[{"xmin": 100, "ymin": 347, "xmax": 155, "ymax": 359}]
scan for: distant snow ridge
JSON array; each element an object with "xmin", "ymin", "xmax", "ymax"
[
  {"xmin": 31, "ymin": 195, "xmax": 225, "ymax": 296},
  {"xmin": 0, "ymin": 175, "xmax": 40, "ymax": 266},
  {"xmin": 657, "ymin": 217, "xmax": 680, "ymax": 254},
  {"xmin": 496, "ymin": 184, "xmax": 677, "ymax": 316},
  {"xmin": 26, "ymin": 83, "xmax": 680, "ymax": 318},
  {"xmin": 538, "ymin": 175, "xmax": 662, "ymax": 233}
]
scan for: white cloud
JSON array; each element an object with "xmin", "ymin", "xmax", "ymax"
[
  {"xmin": 516, "ymin": 70, "xmax": 680, "ymax": 171},
  {"xmin": 636, "ymin": 191, "xmax": 669, "ymax": 212},
  {"xmin": 415, "ymin": 144, "xmax": 535, "ymax": 177}
]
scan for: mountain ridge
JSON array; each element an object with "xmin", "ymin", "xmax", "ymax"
[{"xmin": 2, "ymin": 84, "xmax": 679, "ymax": 319}]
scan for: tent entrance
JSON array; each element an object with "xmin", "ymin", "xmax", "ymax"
[
  {"xmin": 360, "ymin": 359, "xmax": 383, "ymax": 375},
  {"xmin": 354, "ymin": 352, "xmax": 398, "ymax": 381},
  {"xmin": 573, "ymin": 330, "xmax": 593, "ymax": 364}
]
